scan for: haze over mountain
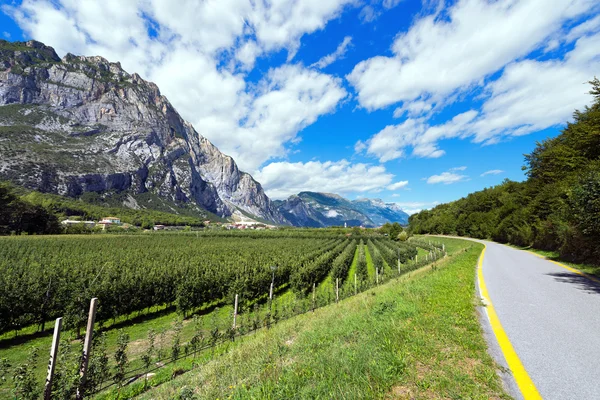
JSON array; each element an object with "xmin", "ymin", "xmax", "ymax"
[{"xmin": 275, "ymin": 192, "xmax": 409, "ymax": 228}]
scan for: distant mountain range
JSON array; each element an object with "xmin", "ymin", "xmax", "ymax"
[
  {"xmin": 0, "ymin": 40, "xmax": 408, "ymax": 227},
  {"xmin": 275, "ymin": 192, "xmax": 409, "ymax": 227}
]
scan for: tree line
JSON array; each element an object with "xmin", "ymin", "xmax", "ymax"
[{"xmin": 409, "ymin": 78, "xmax": 600, "ymax": 264}]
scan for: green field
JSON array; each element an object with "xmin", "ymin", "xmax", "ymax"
[
  {"xmin": 0, "ymin": 230, "xmax": 435, "ymax": 398},
  {"xmin": 130, "ymin": 237, "xmax": 508, "ymax": 399}
]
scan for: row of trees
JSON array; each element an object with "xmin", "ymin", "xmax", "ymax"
[{"xmin": 410, "ymin": 79, "xmax": 600, "ymax": 264}]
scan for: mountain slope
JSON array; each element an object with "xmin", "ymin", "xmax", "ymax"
[
  {"xmin": 0, "ymin": 40, "xmax": 286, "ymax": 224},
  {"xmin": 276, "ymin": 192, "xmax": 409, "ymax": 227}
]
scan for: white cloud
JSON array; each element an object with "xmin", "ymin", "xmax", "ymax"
[
  {"xmin": 357, "ymin": 110, "xmax": 477, "ymax": 162},
  {"xmin": 450, "ymin": 166, "xmax": 467, "ymax": 171},
  {"xmin": 311, "ymin": 36, "xmax": 352, "ymax": 69},
  {"xmin": 357, "ymin": 29, "xmax": 600, "ymax": 164},
  {"xmin": 359, "ymin": 0, "xmax": 406, "ymax": 23},
  {"xmin": 426, "ymin": 170, "xmax": 468, "ymax": 185},
  {"xmin": 387, "ymin": 180, "xmax": 409, "ymax": 190},
  {"xmin": 348, "ymin": 0, "xmax": 596, "ymax": 111},
  {"xmin": 254, "ymin": 160, "xmax": 397, "ymax": 199},
  {"xmin": 2, "ymin": 32, "xmax": 10, "ymax": 39},
  {"xmin": 3, "ymin": 0, "xmax": 353, "ymax": 173},
  {"xmin": 481, "ymin": 169, "xmax": 504, "ymax": 177},
  {"xmin": 565, "ymin": 14, "xmax": 600, "ymax": 42}
]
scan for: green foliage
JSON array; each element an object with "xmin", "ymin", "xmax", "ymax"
[
  {"xmin": 0, "ymin": 358, "xmax": 10, "ymax": 384},
  {"xmin": 410, "ymin": 78, "xmax": 600, "ymax": 264},
  {"xmin": 51, "ymin": 335, "xmax": 81, "ymax": 400},
  {"xmin": 85, "ymin": 332, "xmax": 110, "ymax": 395},
  {"xmin": 397, "ymin": 230, "xmax": 408, "ymax": 241},
  {"xmin": 379, "ymin": 222, "xmax": 403, "ymax": 238},
  {"xmin": 142, "ymin": 329, "xmax": 156, "ymax": 372},
  {"xmin": 171, "ymin": 319, "xmax": 183, "ymax": 362},
  {"xmin": 12, "ymin": 347, "xmax": 39, "ymax": 400},
  {"xmin": 113, "ymin": 330, "xmax": 129, "ymax": 387},
  {"xmin": 0, "ymin": 182, "xmax": 61, "ymax": 235}
]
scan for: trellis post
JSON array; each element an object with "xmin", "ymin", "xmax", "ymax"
[
  {"xmin": 76, "ymin": 298, "xmax": 98, "ymax": 400},
  {"xmin": 44, "ymin": 317, "xmax": 62, "ymax": 400}
]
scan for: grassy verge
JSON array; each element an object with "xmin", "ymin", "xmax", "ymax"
[{"xmin": 131, "ymin": 238, "xmax": 509, "ymax": 400}]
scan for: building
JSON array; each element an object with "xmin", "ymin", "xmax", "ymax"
[
  {"xmin": 61, "ymin": 219, "xmax": 96, "ymax": 227},
  {"xmin": 99, "ymin": 217, "xmax": 121, "ymax": 225},
  {"xmin": 153, "ymin": 225, "xmax": 166, "ymax": 231}
]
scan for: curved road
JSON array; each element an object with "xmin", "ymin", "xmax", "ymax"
[{"xmin": 476, "ymin": 240, "xmax": 600, "ymax": 400}]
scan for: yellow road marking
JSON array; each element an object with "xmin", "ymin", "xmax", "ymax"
[
  {"xmin": 477, "ymin": 245, "xmax": 542, "ymax": 400},
  {"xmin": 525, "ymin": 250, "xmax": 600, "ymax": 284}
]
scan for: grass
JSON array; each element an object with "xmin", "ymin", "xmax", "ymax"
[
  {"xmin": 124, "ymin": 237, "xmax": 510, "ymax": 400},
  {"xmin": 365, "ymin": 245, "xmax": 376, "ymax": 281}
]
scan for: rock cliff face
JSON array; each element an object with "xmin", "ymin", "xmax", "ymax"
[
  {"xmin": 275, "ymin": 192, "xmax": 409, "ymax": 227},
  {"xmin": 0, "ymin": 40, "xmax": 286, "ymax": 223}
]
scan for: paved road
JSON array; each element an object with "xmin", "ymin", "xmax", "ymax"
[{"xmin": 476, "ymin": 240, "xmax": 600, "ymax": 400}]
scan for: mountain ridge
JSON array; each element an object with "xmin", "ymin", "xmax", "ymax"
[
  {"xmin": 0, "ymin": 39, "xmax": 287, "ymax": 224},
  {"xmin": 276, "ymin": 191, "xmax": 409, "ymax": 227}
]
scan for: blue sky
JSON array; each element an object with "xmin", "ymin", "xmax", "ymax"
[{"xmin": 1, "ymin": 0, "xmax": 599, "ymax": 214}]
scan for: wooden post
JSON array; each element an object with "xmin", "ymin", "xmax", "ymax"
[
  {"xmin": 269, "ymin": 281, "xmax": 274, "ymax": 301},
  {"xmin": 76, "ymin": 298, "xmax": 98, "ymax": 400},
  {"xmin": 44, "ymin": 318, "xmax": 62, "ymax": 400},
  {"xmin": 233, "ymin": 294, "xmax": 238, "ymax": 329},
  {"xmin": 312, "ymin": 282, "xmax": 316, "ymax": 312},
  {"xmin": 397, "ymin": 259, "xmax": 401, "ymax": 275},
  {"xmin": 376, "ymin": 268, "xmax": 379, "ymax": 285},
  {"xmin": 354, "ymin": 273, "xmax": 357, "ymax": 295},
  {"xmin": 335, "ymin": 278, "xmax": 339, "ymax": 303}
]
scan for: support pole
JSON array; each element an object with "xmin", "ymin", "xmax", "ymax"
[
  {"xmin": 44, "ymin": 318, "xmax": 62, "ymax": 400},
  {"xmin": 233, "ymin": 294, "xmax": 238, "ymax": 329},
  {"xmin": 354, "ymin": 273, "xmax": 357, "ymax": 295},
  {"xmin": 335, "ymin": 278, "xmax": 339, "ymax": 303},
  {"xmin": 376, "ymin": 268, "xmax": 379, "ymax": 285},
  {"xmin": 76, "ymin": 298, "xmax": 98, "ymax": 400},
  {"xmin": 397, "ymin": 259, "xmax": 401, "ymax": 275},
  {"xmin": 312, "ymin": 282, "xmax": 316, "ymax": 312}
]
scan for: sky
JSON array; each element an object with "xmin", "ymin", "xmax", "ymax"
[{"xmin": 1, "ymin": 0, "xmax": 599, "ymax": 214}]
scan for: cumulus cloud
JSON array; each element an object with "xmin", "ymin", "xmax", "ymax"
[
  {"xmin": 357, "ymin": 30, "xmax": 600, "ymax": 163},
  {"xmin": 254, "ymin": 160, "xmax": 400, "ymax": 199},
  {"xmin": 348, "ymin": 0, "xmax": 596, "ymax": 111},
  {"xmin": 426, "ymin": 170, "xmax": 469, "ymax": 185},
  {"xmin": 481, "ymin": 169, "xmax": 504, "ymax": 177},
  {"xmin": 356, "ymin": 110, "xmax": 477, "ymax": 162},
  {"xmin": 3, "ymin": 0, "xmax": 353, "ymax": 173},
  {"xmin": 387, "ymin": 180, "xmax": 409, "ymax": 190},
  {"xmin": 311, "ymin": 36, "xmax": 352, "ymax": 69}
]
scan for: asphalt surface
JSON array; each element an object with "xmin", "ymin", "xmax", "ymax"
[{"xmin": 476, "ymin": 240, "xmax": 600, "ymax": 400}]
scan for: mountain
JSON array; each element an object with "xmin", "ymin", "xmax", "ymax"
[
  {"xmin": 0, "ymin": 40, "xmax": 286, "ymax": 224},
  {"xmin": 275, "ymin": 192, "xmax": 409, "ymax": 227}
]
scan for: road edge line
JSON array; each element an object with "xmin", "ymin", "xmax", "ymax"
[
  {"xmin": 524, "ymin": 250, "xmax": 600, "ymax": 284},
  {"xmin": 477, "ymin": 245, "xmax": 542, "ymax": 400}
]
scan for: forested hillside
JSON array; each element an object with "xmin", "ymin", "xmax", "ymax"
[{"xmin": 410, "ymin": 79, "xmax": 600, "ymax": 264}]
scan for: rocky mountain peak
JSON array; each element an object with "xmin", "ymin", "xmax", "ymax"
[{"xmin": 0, "ymin": 39, "xmax": 287, "ymax": 224}]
